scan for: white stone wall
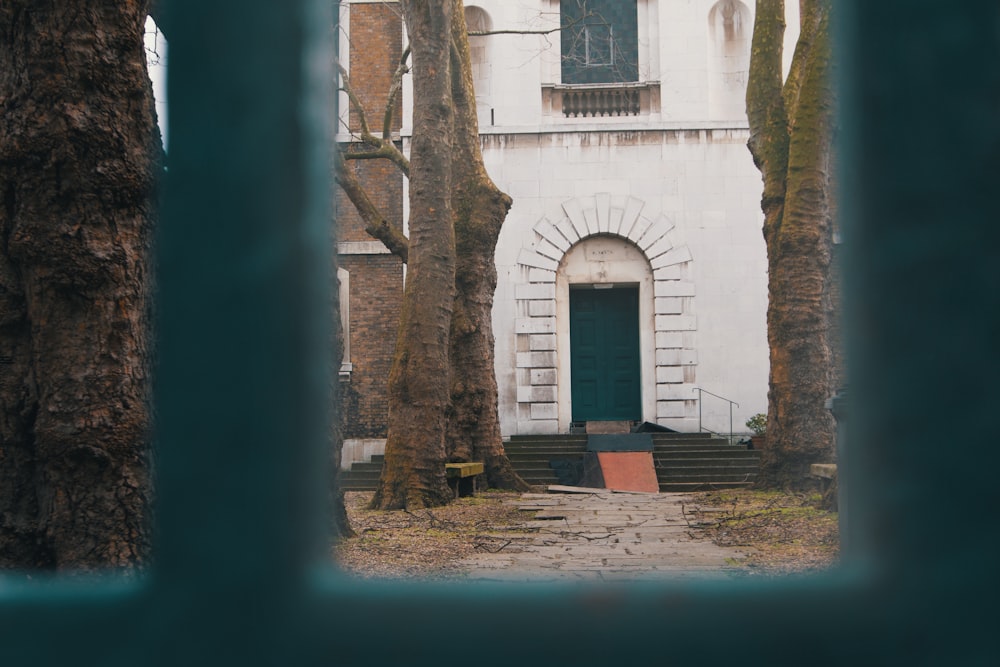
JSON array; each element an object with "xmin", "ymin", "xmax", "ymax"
[
  {"xmin": 395, "ymin": 1, "xmax": 802, "ymax": 437},
  {"xmin": 487, "ymin": 129, "xmax": 769, "ymax": 436},
  {"xmin": 425, "ymin": 0, "xmax": 799, "ymax": 130}
]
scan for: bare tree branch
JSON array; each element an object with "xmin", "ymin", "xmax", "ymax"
[
  {"xmin": 337, "ymin": 62, "xmax": 375, "ymax": 139},
  {"xmin": 383, "ymin": 45, "xmax": 411, "ymax": 140},
  {"xmin": 334, "ymin": 150, "xmax": 409, "ymax": 263},
  {"xmin": 468, "ymin": 9, "xmax": 599, "ymax": 37},
  {"xmin": 337, "ymin": 61, "xmax": 411, "ymax": 177}
]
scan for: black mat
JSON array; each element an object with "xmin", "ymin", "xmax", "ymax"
[
  {"xmin": 586, "ymin": 433, "xmax": 653, "ymax": 452},
  {"xmin": 632, "ymin": 421, "xmax": 675, "ymax": 433},
  {"xmin": 578, "ymin": 452, "xmax": 605, "ymax": 488},
  {"xmin": 548, "ymin": 458, "xmax": 584, "ymax": 485}
]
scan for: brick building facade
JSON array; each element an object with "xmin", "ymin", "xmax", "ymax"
[{"xmin": 336, "ymin": 1, "xmax": 404, "ymax": 453}]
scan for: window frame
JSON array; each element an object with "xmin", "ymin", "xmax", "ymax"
[
  {"xmin": 560, "ymin": 0, "xmax": 639, "ymax": 84},
  {"xmin": 0, "ymin": 1, "xmax": 996, "ymax": 664}
]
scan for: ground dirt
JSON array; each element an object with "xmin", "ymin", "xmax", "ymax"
[
  {"xmin": 334, "ymin": 488, "xmax": 838, "ymax": 580},
  {"xmin": 685, "ymin": 488, "xmax": 840, "ymax": 576}
]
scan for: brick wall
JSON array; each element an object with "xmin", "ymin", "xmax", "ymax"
[
  {"xmin": 347, "ymin": 2, "xmax": 402, "ymax": 134},
  {"xmin": 338, "ymin": 253, "xmax": 403, "ymax": 438},
  {"xmin": 336, "ymin": 157, "xmax": 404, "ymax": 243},
  {"xmin": 336, "ymin": 2, "xmax": 405, "ymax": 438}
]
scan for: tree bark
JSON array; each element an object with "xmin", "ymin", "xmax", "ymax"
[
  {"xmin": 369, "ymin": 0, "xmax": 456, "ymax": 509},
  {"xmin": 341, "ymin": 2, "xmax": 528, "ymax": 503},
  {"xmin": 0, "ymin": 1, "xmax": 156, "ymax": 569},
  {"xmin": 747, "ymin": 0, "xmax": 837, "ymax": 488},
  {"xmin": 446, "ymin": 0, "xmax": 529, "ymax": 491}
]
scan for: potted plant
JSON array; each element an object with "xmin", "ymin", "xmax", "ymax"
[{"xmin": 746, "ymin": 413, "xmax": 767, "ymax": 450}]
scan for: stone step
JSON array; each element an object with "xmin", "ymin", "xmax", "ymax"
[
  {"xmin": 655, "ymin": 455, "xmax": 760, "ymax": 465},
  {"xmin": 507, "ymin": 434, "xmax": 589, "ymax": 442},
  {"xmin": 503, "ymin": 443, "xmax": 740, "ymax": 454},
  {"xmin": 520, "ymin": 474, "xmax": 561, "ymax": 483},
  {"xmin": 345, "ymin": 462, "xmax": 382, "ymax": 472},
  {"xmin": 507, "ymin": 432, "xmax": 717, "ymax": 441},
  {"xmin": 502, "ymin": 443, "xmax": 588, "ymax": 452},
  {"xmin": 656, "ymin": 463, "xmax": 760, "ymax": 473},
  {"xmin": 339, "ymin": 473, "xmax": 379, "ymax": 484},
  {"xmin": 505, "ymin": 447, "xmax": 578, "ymax": 454},
  {"xmin": 338, "ymin": 481, "xmax": 379, "ymax": 491},
  {"xmin": 505, "ymin": 448, "xmax": 757, "ymax": 460},
  {"xmin": 340, "ymin": 431, "xmax": 759, "ymax": 493},
  {"xmin": 657, "ymin": 471, "xmax": 758, "ymax": 481},
  {"xmin": 653, "ymin": 441, "xmax": 756, "ymax": 452},
  {"xmin": 659, "ymin": 481, "xmax": 755, "ymax": 492},
  {"xmin": 504, "ymin": 452, "xmax": 585, "ymax": 462}
]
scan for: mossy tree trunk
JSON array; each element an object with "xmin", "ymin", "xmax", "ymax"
[
  {"xmin": 746, "ymin": 0, "xmax": 837, "ymax": 487},
  {"xmin": 0, "ymin": 1, "xmax": 157, "ymax": 569},
  {"xmin": 339, "ymin": 1, "xmax": 528, "ymax": 507},
  {"xmin": 369, "ymin": 0, "xmax": 457, "ymax": 509},
  {"xmin": 445, "ymin": 0, "xmax": 530, "ymax": 491}
]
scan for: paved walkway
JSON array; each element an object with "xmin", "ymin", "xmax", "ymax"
[{"xmin": 460, "ymin": 489, "xmax": 750, "ymax": 582}]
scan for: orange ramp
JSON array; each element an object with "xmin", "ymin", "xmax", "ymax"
[{"xmin": 596, "ymin": 451, "xmax": 659, "ymax": 493}]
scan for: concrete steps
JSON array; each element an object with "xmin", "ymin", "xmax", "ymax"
[
  {"xmin": 506, "ymin": 433, "xmax": 760, "ymax": 491},
  {"xmin": 653, "ymin": 434, "xmax": 759, "ymax": 490},
  {"xmin": 338, "ymin": 455, "xmax": 383, "ymax": 491},
  {"xmin": 337, "ymin": 434, "xmax": 760, "ymax": 492}
]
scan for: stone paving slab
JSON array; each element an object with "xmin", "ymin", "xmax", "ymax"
[{"xmin": 460, "ymin": 491, "xmax": 749, "ymax": 583}]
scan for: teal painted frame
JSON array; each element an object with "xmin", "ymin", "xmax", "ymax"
[
  {"xmin": 569, "ymin": 286, "xmax": 642, "ymax": 421},
  {"xmin": 2, "ymin": 1, "xmax": 997, "ymax": 664}
]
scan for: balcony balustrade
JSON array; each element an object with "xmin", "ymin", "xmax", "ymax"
[{"xmin": 543, "ymin": 82, "xmax": 660, "ymax": 119}]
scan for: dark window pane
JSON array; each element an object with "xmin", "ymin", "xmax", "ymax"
[
  {"xmin": 586, "ymin": 25, "xmax": 613, "ymax": 66},
  {"xmin": 561, "ymin": 0, "xmax": 638, "ymax": 84}
]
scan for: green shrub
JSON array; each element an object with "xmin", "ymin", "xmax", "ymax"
[{"xmin": 746, "ymin": 413, "xmax": 767, "ymax": 436}]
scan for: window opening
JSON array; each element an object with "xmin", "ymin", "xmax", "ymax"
[
  {"xmin": 3, "ymin": 2, "xmax": 996, "ymax": 665},
  {"xmin": 561, "ymin": 0, "xmax": 638, "ymax": 84}
]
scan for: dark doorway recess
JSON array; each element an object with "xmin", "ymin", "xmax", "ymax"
[{"xmin": 569, "ymin": 285, "xmax": 641, "ymax": 422}]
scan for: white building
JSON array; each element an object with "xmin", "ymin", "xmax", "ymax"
[
  {"xmin": 404, "ymin": 0, "xmax": 799, "ymax": 436},
  {"xmin": 333, "ymin": 1, "xmax": 802, "ymax": 466}
]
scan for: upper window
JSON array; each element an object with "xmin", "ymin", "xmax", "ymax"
[{"xmin": 561, "ymin": 0, "xmax": 639, "ymax": 84}]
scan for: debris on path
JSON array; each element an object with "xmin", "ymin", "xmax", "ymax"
[{"xmin": 333, "ymin": 488, "xmax": 838, "ymax": 581}]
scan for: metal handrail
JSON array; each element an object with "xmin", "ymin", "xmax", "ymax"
[{"xmin": 692, "ymin": 387, "xmax": 740, "ymax": 445}]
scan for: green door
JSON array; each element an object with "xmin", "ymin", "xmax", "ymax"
[{"xmin": 570, "ymin": 286, "xmax": 642, "ymax": 422}]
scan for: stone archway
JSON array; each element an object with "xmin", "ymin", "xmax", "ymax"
[{"xmin": 513, "ymin": 194, "xmax": 698, "ymax": 434}]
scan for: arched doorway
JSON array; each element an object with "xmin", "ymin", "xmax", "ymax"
[
  {"xmin": 568, "ymin": 284, "xmax": 642, "ymax": 422},
  {"xmin": 513, "ymin": 194, "xmax": 696, "ymax": 434}
]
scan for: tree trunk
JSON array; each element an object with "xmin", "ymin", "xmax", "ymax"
[
  {"xmin": 446, "ymin": 0, "xmax": 530, "ymax": 491},
  {"xmin": 369, "ymin": 0, "xmax": 456, "ymax": 510},
  {"xmin": 0, "ymin": 1, "xmax": 156, "ymax": 569},
  {"xmin": 747, "ymin": 0, "xmax": 836, "ymax": 488}
]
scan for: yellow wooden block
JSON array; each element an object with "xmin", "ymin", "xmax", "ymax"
[{"xmin": 445, "ymin": 462, "xmax": 485, "ymax": 478}]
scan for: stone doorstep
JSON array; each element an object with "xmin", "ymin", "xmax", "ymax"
[{"xmin": 585, "ymin": 421, "xmax": 632, "ymax": 434}]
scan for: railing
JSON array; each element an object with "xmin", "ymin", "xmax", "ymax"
[
  {"xmin": 542, "ymin": 81, "xmax": 660, "ymax": 118},
  {"xmin": 692, "ymin": 387, "xmax": 739, "ymax": 445},
  {"xmin": 563, "ymin": 86, "xmax": 638, "ymax": 117}
]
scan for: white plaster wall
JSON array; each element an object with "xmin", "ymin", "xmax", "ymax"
[
  {"xmin": 400, "ymin": 1, "xmax": 799, "ymax": 133},
  {"xmin": 341, "ymin": 438, "xmax": 386, "ymax": 470},
  {"xmin": 396, "ymin": 1, "xmax": 805, "ymax": 436},
  {"xmin": 487, "ymin": 129, "xmax": 769, "ymax": 436}
]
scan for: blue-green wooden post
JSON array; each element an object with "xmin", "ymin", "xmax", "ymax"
[
  {"xmin": 1, "ymin": 1, "xmax": 999, "ymax": 665},
  {"xmin": 150, "ymin": 0, "xmax": 334, "ymax": 662},
  {"xmin": 1, "ymin": 1, "xmax": 335, "ymax": 664}
]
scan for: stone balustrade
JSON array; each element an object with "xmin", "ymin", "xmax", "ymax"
[{"xmin": 543, "ymin": 82, "xmax": 659, "ymax": 118}]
